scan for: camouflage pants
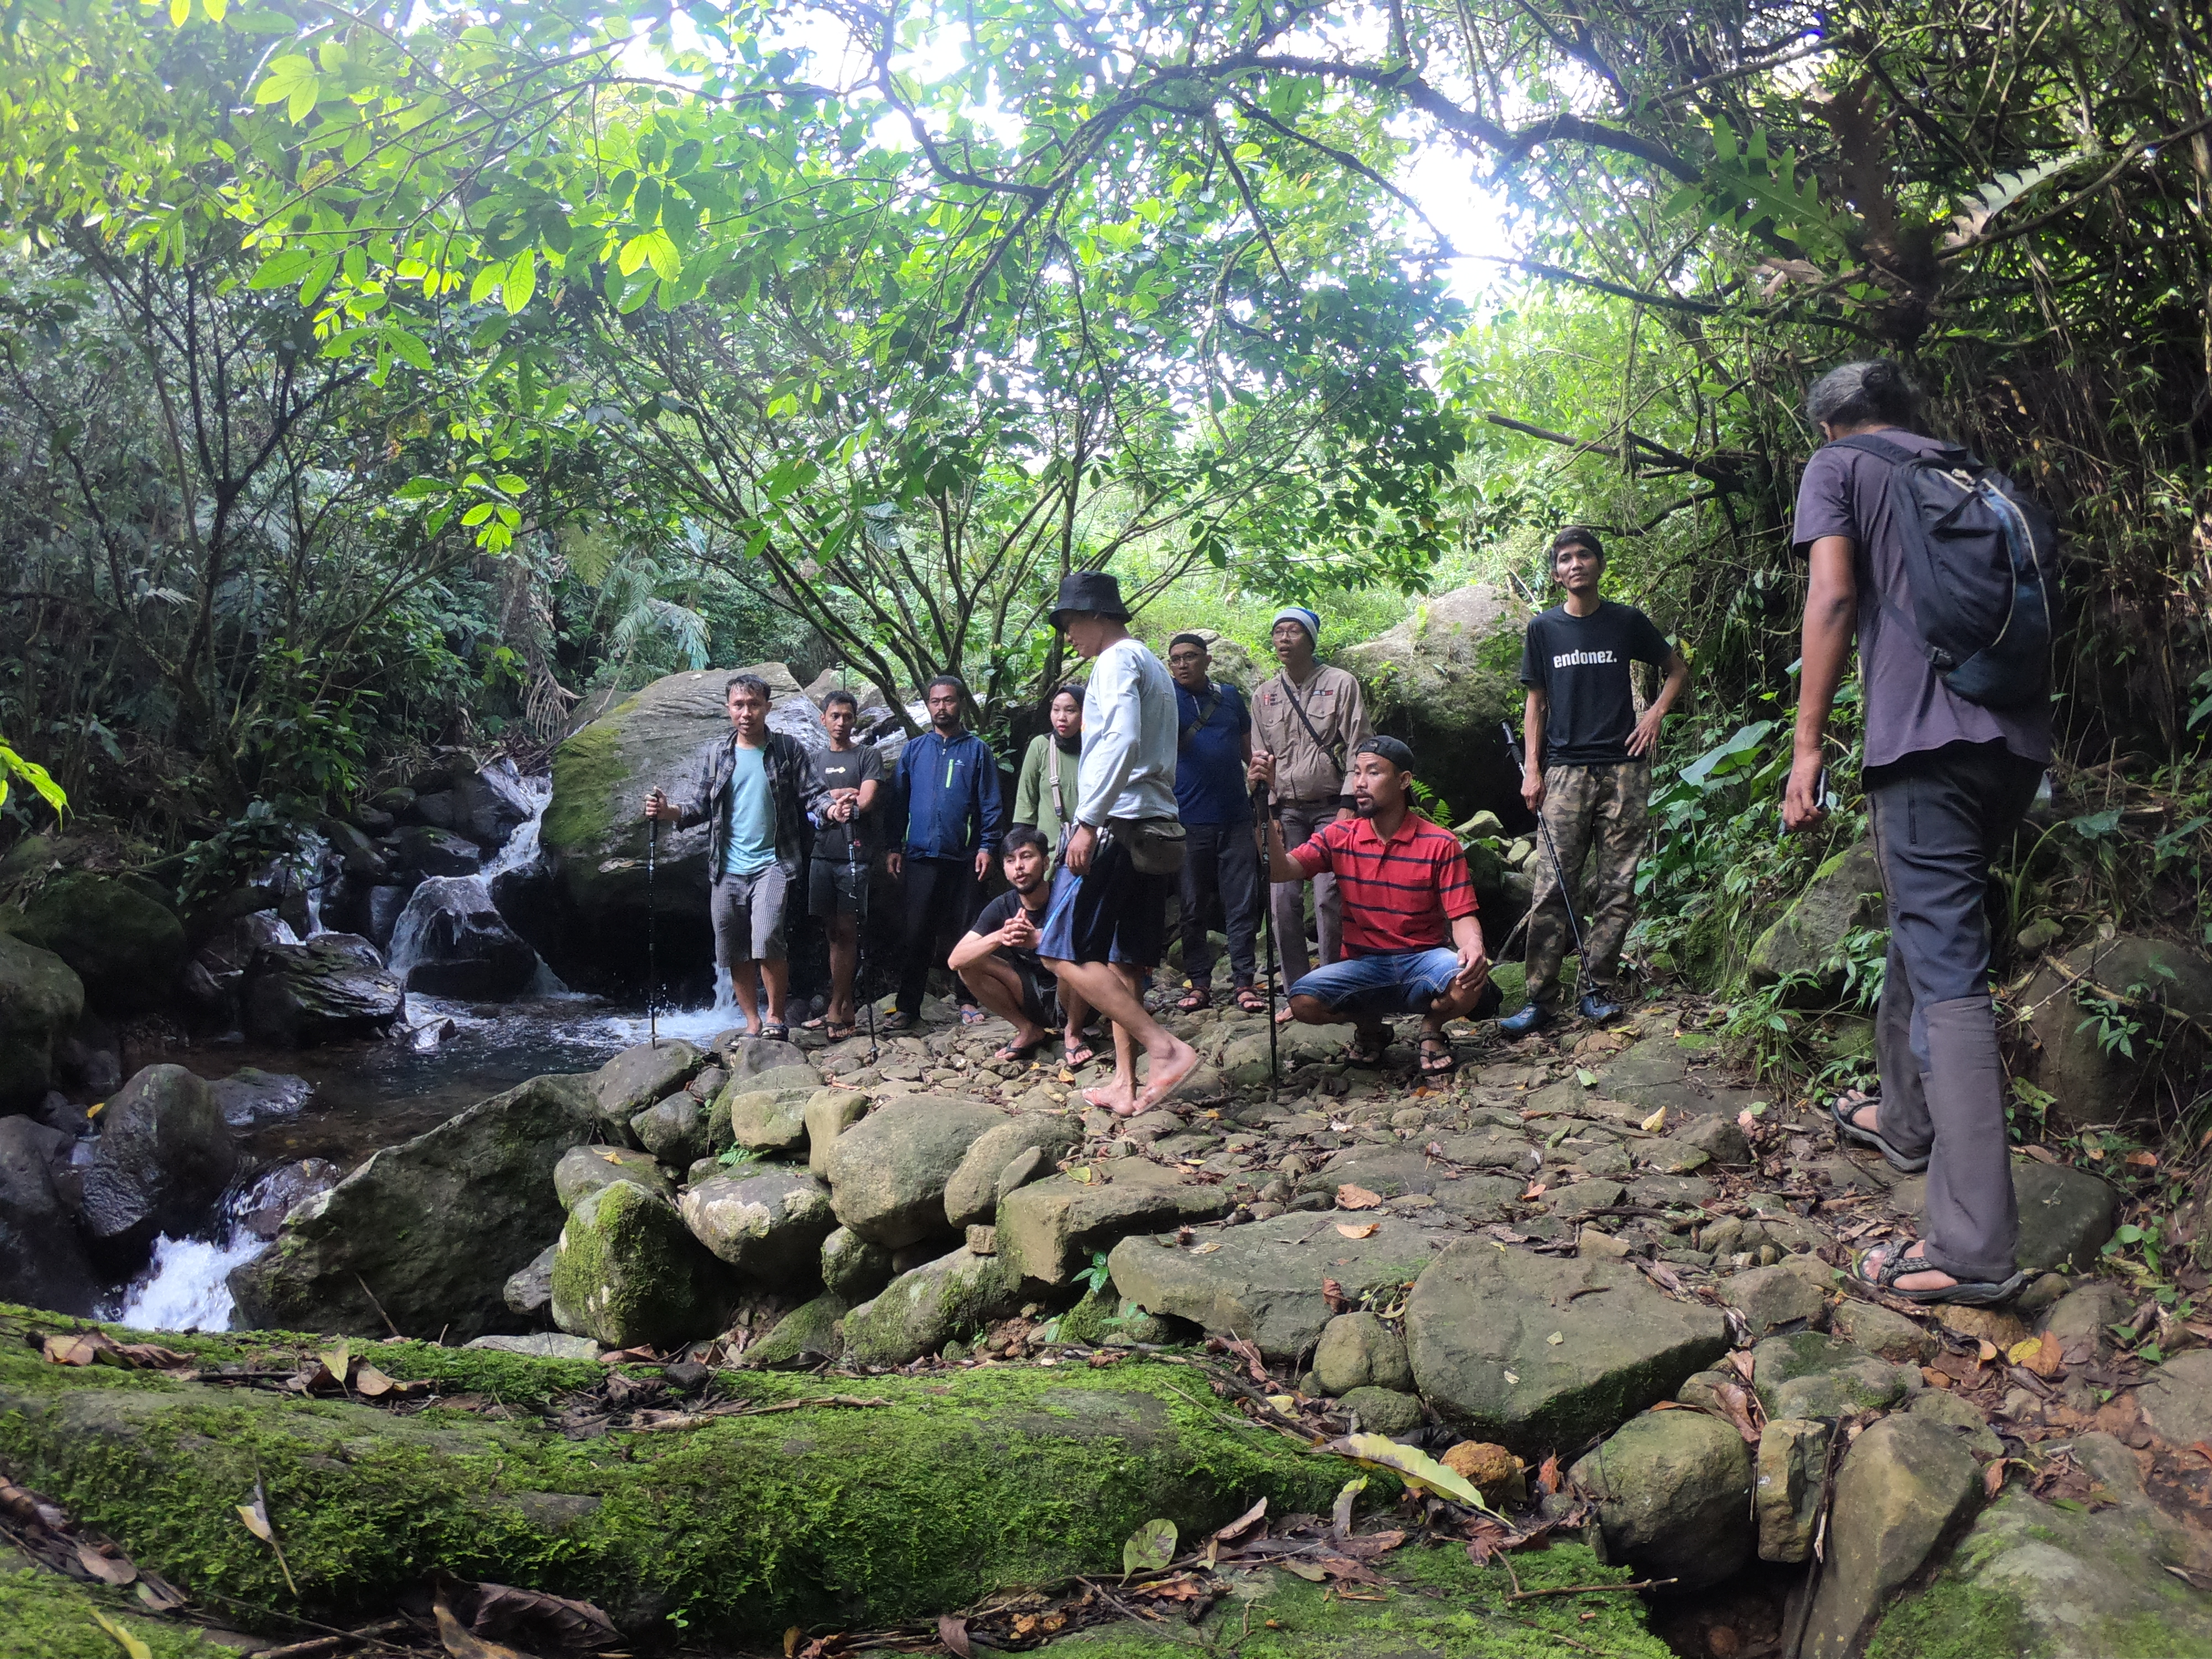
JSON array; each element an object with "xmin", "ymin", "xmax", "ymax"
[{"xmin": 1524, "ymin": 760, "xmax": 1651, "ymax": 1009}]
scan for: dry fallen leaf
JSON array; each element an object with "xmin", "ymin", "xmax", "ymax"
[
  {"xmin": 435, "ymin": 1595, "xmax": 531, "ymax": 1659},
  {"xmin": 43, "ymin": 1333, "xmax": 111, "ymax": 1367},
  {"xmin": 1978, "ymin": 1338, "xmax": 2001, "ymax": 1364},
  {"xmin": 1336, "ymin": 1183, "xmax": 1383, "ymax": 1211},
  {"xmin": 1640, "ymin": 1106, "xmax": 1668, "ymax": 1133},
  {"xmin": 234, "ymin": 1489, "xmax": 274, "ymax": 1545},
  {"xmin": 1521, "ymin": 1181, "xmax": 1546, "ymax": 1201},
  {"xmin": 1984, "ymin": 1458, "xmax": 2013, "ymax": 1498},
  {"xmin": 468, "ymin": 1582, "xmax": 622, "ymax": 1649},
  {"xmin": 1210, "ymin": 1496, "xmax": 1268, "ymax": 1545},
  {"xmin": 76, "ymin": 1542, "xmax": 136, "ymax": 1586},
  {"xmin": 2007, "ymin": 1331, "xmax": 2065, "ymax": 1379},
  {"xmin": 318, "ymin": 1341, "xmax": 352, "ymax": 1389},
  {"xmin": 2126, "ymin": 1150, "xmax": 2159, "ymax": 1168},
  {"xmin": 938, "ymin": 1615, "xmax": 972, "ymax": 1658},
  {"xmin": 1322, "ymin": 1277, "xmax": 1350, "ymax": 1313},
  {"xmin": 1335, "ymin": 1222, "xmax": 1380, "ymax": 1240}
]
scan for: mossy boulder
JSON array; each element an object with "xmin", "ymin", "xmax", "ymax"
[
  {"xmin": 1569, "ymin": 1408, "xmax": 1754, "ymax": 1590},
  {"xmin": 680, "ymin": 1166, "xmax": 837, "ymax": 1281},
  {"xmin": 81, "ymin": 1065, "xmax": 238, "ymax": 1255},
  {"xmin": 0, "ymin": 929, "xmax": 85, "ymax": 1112},
  {"xmin": 826, "ymin": 1094, "xmax": 1006, "ymax": 1249},
  {"xmin": 551, "ymin": 1181, "xmax": 732, "ymax": 1349},
  {"xmin": 13, "ymin": 872, "xmax": 185, "ymax": 1014},
  {"xmin": 0, "ymin": 1311, "xmax": 1353, "ymax": 1640},
  {"xmin": 821, "ymin": 1225, "xmax": 896, "ymax": 1302},
  {"xmin": 843, "ymin": 1245, "xmax": 1022, "ymax": 1366},
  {"xmin": 554, "ymin": 1143, "xmax": 672, "ymax": 1209},
  {"xmin": 1335, "ymin": 583, "xmax": 1532, "ymax": 831},
  {"xmin": 241, "ymin": 934, "xmax": 404, "ymax": 1045},
  {"xmin": 1311, "ymin": 1312, "xmax": 1413, "ymax": 1396},
  {"xmin": 230, "ymin": 1073, "xmax": 599, "ymax": 1341},
  {"xmin": 0, "ymin": 1564, "xmax": 237, "ymax": 1658},
  {"xmin": 740, "ymin": 1292, "xmax": 848, "ymax": 1369},
  {"xmin": 1747, "ymin": 842, "xmax": 1883, "ymax": 1000},
  {"xmin": 2019, "ymin": 933, "xmax": 2212, "ymax": 1133},
  {"xmin": 716, "ymin": 1073, "xmax": 819, "ymax": 1155}
]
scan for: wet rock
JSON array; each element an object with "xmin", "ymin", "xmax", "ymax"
[
  {"xmin": 1827, "ymin": 1298, "xmax": 1934, "ymax": 1363},
  {"xmin": 804, "ymin": 1088, "xmax": 869, "ymax": 1177},
  {"xmin": 1338, "ymin": 1386, "xmax": 1422, "ymax": 1436},
  {"xmin": 243, "ymin": 934, "xmax": 404, "ymax": 1045},
  {"xmin": 1571, "ymin": 1407, "xmax": 1755, "ymax": 1590},
  {"xmin": 13, "ymin": 873, "xmax": 185, "ymax": 1015},
  {"xmin": 1406, "ymin": 1240, "xmax": 1729, "ymax": 1453},
  {"xmin": 82, "ymin": 1064, "xmax": 238, "ymax": 1253},
  {"xmin": 999, "ymin": 1165, "xmax": 1231, "ymax": 1286},
  {"xmin": 1720, "ymin": 1258, "xmax": 1831, "ymax": 1340},
  {"xmin": 2134, "ymin": 1349, "xmax": 2212, "ymax": 1447},
  {"xmin": 1109, "ymin": 1212, "xmax": 1442, "ymax": 1364},
  {"xmin": 0, "ymin": 931, "xmax": 86, "ymax": 1113},
  {"xmin": 1755, "ymin": 1417, "xmax": 1831, "ymax": 1563},
  {"xmin": 2035, "ymin": 1279, "xmax": 2133, "ymax": 1366},
  {"xmin": 717, "ymin": 1081, "xmax": 812, "ymax": 1156},
  {"xmin": 0, "ymin": 1116, "xmax": 98, "ymax": 1314},
  {"xmin": 389, "ymin": 825, "xmax": 483, "ymax": 877},
  {"xmin": 741, "ymin": 1293, "xmax": 847, "ymax": 1368},
  {"xmin": 556, "ymin": 1145, "xmax": 671, "ymax": 1212},
  {"xmin": 727, "ymin": 1034, "xmax": 815, "ymax": 1078},
  {"xmin": 2022, "ymin": 935, "xmax": 2212, "ymax": 1132},
  {"xmin": 465, "ymin": 1331, "xmax": 597, "ymax": 1361},
  {"xmin": 231, "ymin": 1072, "xmax": 599, "ymax": 1341},
  {"xmin": 591, "ymin": 1040, "xmax": 706, "ymax": 1141},
  {"xmin": 445, "ymin": 763, "xmax": 538, "ymax": 852},
  {"xmin": 631, "ymin": 1092, "xmax": 707, "ymax": 1165},
  {"xmin": 1751, "ymin": 1333, "xmax": 1913, "ymax": 1420},
  {"xmin": 943, "ymin": 1114, "xmax": 1081, "ymax": 1229},
  {"xmin": 385, "ymin": 877, "xmax": 535, "ymax": 998},
  {"xmin": 842, "ymin": 1246, "xmax": 1021, "ymax": 1366},
  {"xmin": 1747, "ymin": 841, "xmax": 1882, "ymax": 1001},
  {"xmin": 208, "ymin": 1067, "xmax": 313, "ymax": 1129},
  {"xmin": 680, "ymin": 1166, "xmax": 836, "ymax": 1280},
  {"xmin": 825, "ymin": 1094, "xmax": 1005, "ymax": 1249},
  {"xmin": 1801, "ymin": 1414, "xmax": 1980, "ymax": 1659},
  {"xmin": 821, "ymin": 1225, "xmax": 896, "ymax": 1303},
  {"xmin": 1312, "ymin": 1312, "xmax": 1413, "ymax": 1396},
  {"xmin": 550, "ymin": 1182, "xmax": 730, "ymax": 1349},
  {"xmin": 1908, "ymin": 1389, "xmax": 2003, "ymax": 1460},
  {"xmin": 1866, "ymin": 1431, "xmax": 2212, "ymax": 1656},
  {"xmin": 503, "ymin": 1244, "xmax": 557, "ymax": 1318},
  {"xmin": 236, "ymin": 1159, "xmax": 341, "ymax": 1240}
]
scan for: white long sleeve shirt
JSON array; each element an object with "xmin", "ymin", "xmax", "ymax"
[{"xmin": 1076, "ymin": 637, "xmax": 1180, "ymax": 826}]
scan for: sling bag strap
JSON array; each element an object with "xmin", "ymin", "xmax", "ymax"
[
  {"xmin": 1179, "ymin": 685, "xmax": 1224, "ymax": 747},
  {"xmin": 1280, "ymin": 674, "xmax": 1347, "ymax": 781},
  {"xmin": 1046, "ymin": 738, "xmax": 1071, "ymax": 827}
]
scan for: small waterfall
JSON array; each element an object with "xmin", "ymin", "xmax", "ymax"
[
  {"xmin": 113, "ymin": 1232, "xmax": 267, "ymax": 1332},
  {"xmin": 388, "ymin": 768, "xmax": 567, "ymax": 1000}
]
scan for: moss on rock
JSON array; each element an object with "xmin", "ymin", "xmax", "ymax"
[
  {"xmin": 0, "ymin": 1563, "xmax": 234, "ymax": 1659},
  {"xmin": 0, "ymin": 1312, "xmax": 1349, "ymax": 1640},
  {"xmin": 549, "ymin": 1181, "xmax": 729, "ymax": 1348}
]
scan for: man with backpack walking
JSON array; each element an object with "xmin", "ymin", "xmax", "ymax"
[
  {"xmin": 1786, "ymin": 359, "xmax": 2057, "ymax": 1307},
  {"xmin": 1500, "ymin": 528, "xmax": 1689, "ymax": 1037}
]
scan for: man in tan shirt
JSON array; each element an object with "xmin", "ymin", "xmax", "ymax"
[{"xmin": 1246, "ymin": 605, "xmax": 1373, "ymax": 999}]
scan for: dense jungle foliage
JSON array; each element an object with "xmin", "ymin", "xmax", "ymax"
[{"xmin": 4, "ymin": 0, "xmax": 2212, "ymax": 1111}]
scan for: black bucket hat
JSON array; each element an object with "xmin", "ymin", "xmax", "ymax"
[{"xmin": 1049, "ymin": 570, "xmax": 1131, "ymax": 628}]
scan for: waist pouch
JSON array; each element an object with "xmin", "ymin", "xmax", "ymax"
[{"xmin": 1108, "ymin": 816, "xmax": 1187, "ymax": 876}]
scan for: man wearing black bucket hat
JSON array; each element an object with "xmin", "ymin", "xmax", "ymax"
[{"xmin": 1035, "ymin": 571, "xmax": 1202, "ymax": 1115}]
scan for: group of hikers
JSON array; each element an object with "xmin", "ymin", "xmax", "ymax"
[{"xmin": 646, "ymin": 358, "xmax": 2055, "ymax": 1310}]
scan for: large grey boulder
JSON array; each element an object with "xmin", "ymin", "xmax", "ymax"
[
  {"xmin": 0, "ymin": 931, "xmax": 85, "ymax": 1112},
  {"xmin": 1109, "ymin": 1212, "xmax": 1443, "ymax": 1365},
  {"xmin": 1569, "ymin": 1408, "xmax": 1755, "ymax": 1590},
  {"xmin": 822, "ymin": 1225, "xmax": 896, "ymax": 1303},
  {"xmin": 1405, "ymin": 1240, "xmax": 1729, "ymax": 1452},
  {"xmin": 999, "ymin": 1165, "xmax": 1231, "ymax": 1286},
  {"xmin": 943, "ymin": 1115, "xmax": 1080, "ymax": 1229},
  {"xmin": 591, "ymin": 1040, "xmax": 706, "ymax": 1142},
  {"xmin": 1746, "ymin": 841, "xmax": 1882, "ymax": 1000},
  {"xmin": 2134, "ymin": 1348, "xmax": 2212, "ymax": 1448},
  {"xmin": 1801, "ymin": 1413, "xmax": 1980, "ymax": 1659},
  {"xmin": 553, "ymin": 1144, "xmax": 672, "ymax": 1210},
  {"xmin": 1866, "ymin": 1431, "xmax": 2212, "ymax": 1657},
  {"xmin": 2022, "ymin": 933, "xmax": 2212, "ymax": 1133},
  {"xmin": 13, "ymin": 872, "xmax": 186, "ymax": 1014},
  {"xmin": 1335, "ymin": 584, "xmax": 1531, "ymax": 832},
  {"xmin": 550, "ymin": 1182, "xmax": 731, "ymax": 1350},
  {"xmin": 717, "ymin": 1078, "xmax": 815, "ymax": 1156},
  {"xmin": 843, "ymin": 1246, "xmax": 1021, "ymax": 1367},
  {"xmin": 680, "ymin": 1166, "xmax": 837, "ymax": 1281},
  {"xmin": 631, "ymin": 1092, "xmax": 708, "ymax": 1165},
  {"xmin": 1720, "ymin": 1258, "xmax": 1831, "ymax": 1341},
  {"xmin": 0, "ymin": 1117, "xmax": 98, "ymax": 1314},
  {"xmin": 383, "ymin": 876, "xmax": 536, "ymax": 999},
  {"xmin": 805, "ymin": 1089, "xmax": 869, "ymax": 1177},
  {"xmin": 229, "ymin": 1072, "xmax": 598, "ymax": 1340},
  {"xmin": 208, "ymin": 1067, "xmax": 313, "ymax": 1129},
  {"xmin": 825, "ymin": 1095, "xmax": 1005, "ymax": 1249},
  {"xmin": 81, "ymin": 1065, "xmax": 238, "ymax": 1253},
  {"xmin": 242, "ymin": 934, "xmax": 404, "ymax": 1045}
]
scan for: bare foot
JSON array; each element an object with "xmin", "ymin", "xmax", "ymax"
[
  {"xmin": 1084, "ymin": 1078, "xmax": 1135, "ymax": 1114},
  {"xmin": 1135, "ymin": 1036, "xmax": 1201, "ymax": 1112}
]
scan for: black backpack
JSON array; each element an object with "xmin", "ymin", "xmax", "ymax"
[{"xmin": 1833, "ymin": 434, "xmax": 2059, "ymax": 709}]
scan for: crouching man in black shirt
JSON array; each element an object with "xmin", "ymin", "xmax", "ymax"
[
  {"xmin": 1501, "ymin": 527, "xmax": 1689, "ymax": 1036},
  {"xmin": 947, "ymin": 826, "xmax": 1095, "ymax": 1066}
]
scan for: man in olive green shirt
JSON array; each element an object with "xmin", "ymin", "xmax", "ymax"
[{"xmin": 1012, "ymin": 684, "xmax": 1083, "ymax": 858}]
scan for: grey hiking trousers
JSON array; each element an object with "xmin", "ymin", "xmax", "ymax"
[{"xmin": 1866, "ymin": 740, "xmax": 2042, "ymax": 1285}]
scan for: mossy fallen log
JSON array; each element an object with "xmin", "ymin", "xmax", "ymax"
[
  {"xmin": 0, "ymin": 1310, "xmax": 1350, "ymax": 1639},
  {"xmin": 2, "ymin": 1561, "xmax": 236, "ymax": 1658}
]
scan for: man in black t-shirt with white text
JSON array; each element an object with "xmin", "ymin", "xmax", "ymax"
[
  {"xmin": 1501, "ymin": 527, "xmax": 1689, "ymax": 1036},
  {"xmin": 806, "ymin": 688, "xmax": 885, "ymax": 1041},
  {"xmin": 947, "ymin": 826, "xmax": 1093, "ymax": 1065}
]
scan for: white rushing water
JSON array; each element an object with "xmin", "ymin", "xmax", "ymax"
[
  {"xmin": 388, "ymin": 765, "xmax": 567, "ymax": 999},
  {"xmin": 113, "ymin": 1232, "xmax": 268, "ymax": 1332}
]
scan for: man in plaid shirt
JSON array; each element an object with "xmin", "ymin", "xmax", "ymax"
[{"xmin": 1264, "ymin": 736, "xmax": 1496, "ymax": 1077}]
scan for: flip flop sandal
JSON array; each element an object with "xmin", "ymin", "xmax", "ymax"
[
  {"xmin": 1343, "ymin": 1033, "xmax": 1389, "ymax": 1067},
  {"xmin": 1063, "ymin": 1042, "xmax": 1098, "ymax": 1068},
  {"xmin": 881, "ymin": 1011, "xmax": 920, "ymax": 1033},
  {"xmin": 826, "ymin": 1023, "xmax": 859, "ymax": 1042},
  {"xmin": 800, "ymin": 1016, "xmax": 830, "ymax": 1031},
  {"xmin": 1234, "ymin": 987, "xmax": 1267, "ymax": 1014},
  {"xmin": 993, "ymin": 1035, "xmax": 1052, "ymax": 1063},
  {"xmin": 1176, "ymin": 987, "xmax": 1213, "ymax": 1011},
  {"xmin": 1856, "ymin": 1241, "xmax": 2026, "ymax": 1307},
  {"xmin": 960, "ymin": 1005, "xmax": 989, "ymax": 1025},
  {"xmin": 1417, "ymin": 1038, "xmax": 1458, "ymax": 1076},
  {"xmin": 1828, "ymin": 1092, "xmax": 1928, "ymax": 1173}
]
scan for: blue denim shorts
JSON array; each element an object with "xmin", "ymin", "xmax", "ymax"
[{"xmin": 1289, "ymin": 947, "xmax": 1462, "ymax": 1018}]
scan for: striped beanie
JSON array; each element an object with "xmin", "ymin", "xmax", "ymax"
[{"xmin": 1270, "ymin": 606, "xmax": 1322, "ymax": 645}]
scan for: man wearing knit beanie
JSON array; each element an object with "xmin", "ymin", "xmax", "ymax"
[{"xmin": 1248, "ymin": 605, "xmax": 1373, "ymax": 1008}]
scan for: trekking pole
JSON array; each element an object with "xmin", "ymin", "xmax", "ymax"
[
  {"xmin": 851, "ymin": 825, "xmax": 878, "ymax": 1065},
  {"xmin": 1499, "ymin": 721, "xmax": 1589, "ymax": 964},
  {"xmin": 646, "ymin": 811, "xmax": 660, "ymax": 1049},
  {"xmin": 1253, "ymin": 786, "xmax": 1280, "ymax": 1097}
]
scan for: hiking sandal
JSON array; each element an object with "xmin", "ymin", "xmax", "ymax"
[
  {"xmin": 1344, "ymin": 1029, "xmax": 1390, "ymax": 1066},
  {"xmin": 1234, "ymin": 985, "xmax": 1267, "ymax": 1014},
  {"xmin": 1828, "ymin": 1090, "xmax": 1928, "ymax": 1173},
  {"xmin": 1176, "ymin": 985, "xmax": 1213, "ymax": 1011},
  {"xmin": 1855, "ymin": 1241, "xmax": 2026, "ymax": 1307},
  {"xmin": 1417, "ymin": 1036, "xmax": 1458, "ymax": 1075}
]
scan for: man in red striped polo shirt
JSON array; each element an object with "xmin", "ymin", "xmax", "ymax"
[{"xmin": 1264, "ymin": 736, "xmax": 1495, "ymax": 1076}]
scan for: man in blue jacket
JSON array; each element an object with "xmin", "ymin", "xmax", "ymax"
[{"xmin": 886, "ymin": 675, "xmax": 1004, "ymax": 1030}]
